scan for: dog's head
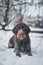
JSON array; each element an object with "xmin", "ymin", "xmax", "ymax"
[{"xmin": 12, "ymin": 23, "xmax": 31, "ymax": 40}]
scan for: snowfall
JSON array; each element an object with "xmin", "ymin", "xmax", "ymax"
[{"xmin": 0, "ymin": 28, "xmax": 43, "ymax": 65}]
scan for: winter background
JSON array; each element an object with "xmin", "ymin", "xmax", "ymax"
[{"xmin": 0, "ymin": 0, "xmax": 43, "ymax": 65}]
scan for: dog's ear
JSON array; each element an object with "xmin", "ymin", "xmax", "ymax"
[
  {"xmin": 26, "ymin": 25, "xmax": 31, "ymax": 33},
  {"xmin": 22, "ymin": 23, "xmax": 31, "ymax": 34},
  {"xmin": 12, "ymin": 25, "xmax": 17, "ymax": 35},
  {"xmin": 26, "ymin": 26, "xmax": 31, "ymax": 34},
  {"xmin": 12, "ymin": 24, "xmax": 20, "ymax": 35}
]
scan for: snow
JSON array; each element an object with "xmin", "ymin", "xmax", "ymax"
[{"xmin": 0, "ymin": 29, "xmax": 43, "ymax": 65}]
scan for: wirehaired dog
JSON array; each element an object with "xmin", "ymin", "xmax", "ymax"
[{"xmin": 8, "ymin": 23, "xmax": 32, "ymax": 57}]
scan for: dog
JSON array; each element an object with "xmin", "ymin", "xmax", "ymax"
[{"xmin": 8, "ymin": 23, "xmax": 32, "ymax": 57}]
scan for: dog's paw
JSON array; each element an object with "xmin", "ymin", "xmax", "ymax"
[{"xmin": 16, "ymin": 54, "xmax": 21, "ymax": 57}]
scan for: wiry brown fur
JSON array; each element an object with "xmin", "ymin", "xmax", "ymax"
[{"xmin": 8, "ymin": 23, "xmax": 32, "ymax": 57}]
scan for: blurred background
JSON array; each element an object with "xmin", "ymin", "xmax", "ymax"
[{"xmin": 0, "ymin": 0, "xmax": 43, "ymax": 31}]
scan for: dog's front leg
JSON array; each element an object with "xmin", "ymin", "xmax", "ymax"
[{"xmin": 14, "ymin": 40, "xmax": 21, "ymax": 57}]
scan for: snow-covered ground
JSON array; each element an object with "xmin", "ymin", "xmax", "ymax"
[{"xmin": 0, "ymin": 30, "xmax": 43, "ymax": 65}]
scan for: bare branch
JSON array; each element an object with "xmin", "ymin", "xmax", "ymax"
[
  {"xmin": 0, "ymin": 5, "xmax": 6, "ymax": 7},
  {"xmin": 31, "ymin": 30, "xmax": 43, "ymax": 33},
  {"xmin": 0, "ymin": 1, "xmax": 32, "ymax": 8},
  {"xmin": 12, "ymin": 2, "xmax": 32, "ymax": 6},
  {"xmin": 0, "ymin": 28, "xmax": 12, "ymax": 31},
  {"xmin": 3, "ymin": 29, "xmax": 12, "ymax": 31}
]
